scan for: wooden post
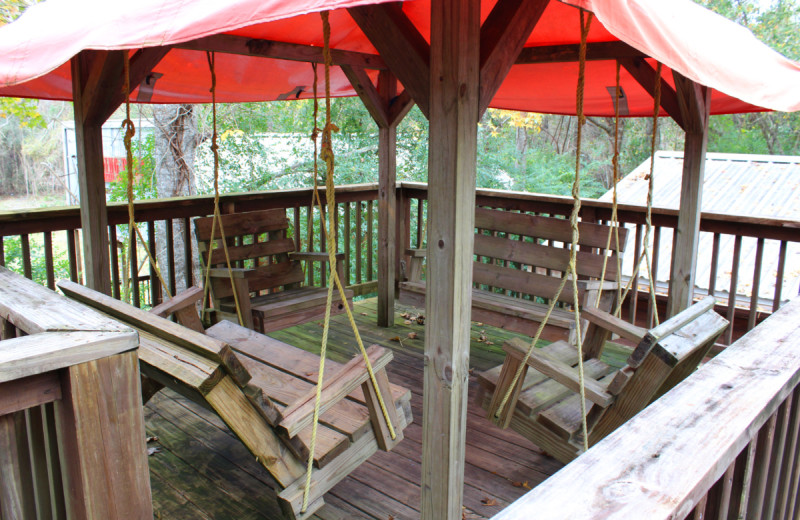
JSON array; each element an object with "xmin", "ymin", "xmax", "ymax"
[
  {"xmin": 71, "ymin": 53, "xmax": 112, "ymax": 295},
  {"xmin": 377, "ymin": 71, "xmax": 398, "ymax": 327},
  {"xmin": 422, "ymin": 0, "xmax": 480, "ymax": 517},
  {"xmin": 667, "ymin": 77, "xmax": 711, "ymax": 317}
]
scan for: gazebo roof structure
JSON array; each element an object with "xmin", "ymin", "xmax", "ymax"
[
  {"xmin": 0, "ymin": 0, "xmax": 798, "ymax": 115},
  {"xmin": 0, "ymin": 1, "xmax": 799, "ymax": 518}
]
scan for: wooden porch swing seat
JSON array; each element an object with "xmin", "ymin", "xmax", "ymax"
[
  {"xmin": 57, "ymin": 280, "xmax": 412, "ymax": 520},
  {"xmin": 476, "ymin": 295, "xmax": 728, "ymax": 464},
  {"xmin": 400, "ymin": 207, "xmax": 629, "ymax": 347},
  {"xmin": 194, "ymin": 208, "xmax": 354, "ymax": 334}
]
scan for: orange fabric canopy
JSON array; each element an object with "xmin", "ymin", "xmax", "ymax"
[{"xmin": 0, "ymin": 0, "xmax": 798, "ymax": 116}]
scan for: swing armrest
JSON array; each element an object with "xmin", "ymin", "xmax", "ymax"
[
  {"xmin": 580, "ymin": 306, "xmax": 647, "ymax": 344},
  {"xmin": 503, "ymin": 339, "xmax": 613, "ymax": 408},
  {"xmin": 277, "ymin": 345, "xmax": 394, "ymax": 438},
  {"xmin": 402, "ymin": 249, "xmax": 426, "ymax": 282}
]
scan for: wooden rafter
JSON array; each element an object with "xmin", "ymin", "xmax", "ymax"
[
  {"xmin": 348, "ymin": 3, "xmax": 431, "ymax": 118},
  {"xmin": 516, "ymin": 41, "xmax": 646, "ymax": 64},
  {"xmin": 619, "ymin": 57, "xmax": 685, "ymax": 131},
  {"xmin": 479, "ymin": 0, "xmax": 549, "ymax": 115},
  {"xmin": 388, "ymin": 89, "xmax": 415, "ymax": 127},
  {"xmin": 342, "ymin": 64, "xmax": 390, "ymax": 128},
  {"xmin": 177, "ymin": 34, "xmax": 386, "ymax": 70}
]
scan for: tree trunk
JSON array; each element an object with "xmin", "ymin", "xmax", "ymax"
[{"xmin": 152, "ymin": 104, "xmax": 201, "ymax": 297}]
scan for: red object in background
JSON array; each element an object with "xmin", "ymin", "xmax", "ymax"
[{"xmin": 103, "ymin": 157, "xmax": 127, "ymax": 182}]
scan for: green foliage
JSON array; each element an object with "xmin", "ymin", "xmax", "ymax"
[
  {"xmin": 108, "ymin": 133, "xmax": 157, "ymax": 202},
  {"xmin": 2, "ymin": 234, "xmax": 70, "ymax": 286}
]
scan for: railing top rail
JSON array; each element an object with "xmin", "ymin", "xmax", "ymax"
[
  {"xmin": 0, "ymin": 266, "xmax": 139, "ymax": 383},
  {"xmin": 492, "ymin": 295, "xmax": 800, "ymax": 520}
]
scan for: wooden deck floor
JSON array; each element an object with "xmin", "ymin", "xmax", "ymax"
[{"xmin": 144, "ymin": 299, "xmax": 591, "ymax": 519}]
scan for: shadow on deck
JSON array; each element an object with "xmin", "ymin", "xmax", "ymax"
[{"xmin": 145, "ymin": 299, "xmax": 579, "ymax": 519}]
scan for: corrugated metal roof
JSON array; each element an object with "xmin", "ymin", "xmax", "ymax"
[{"xmin": 599, "ymin": 152, "xmax": 800, "ymax": 307}]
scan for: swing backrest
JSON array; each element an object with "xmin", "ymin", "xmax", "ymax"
[
  {"xmin": 472, "ymin": 207, "xmax": 629, "ymax": 303},
  {"xmin": 586, "ymin": 296, "xmax": 728, "ymax": 444},
  {"xmin": 194, "ymin": 208, "xmax": 305, "ymax": 295}
]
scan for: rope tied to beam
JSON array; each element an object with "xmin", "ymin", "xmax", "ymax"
[
  {"xmin": 199, "ymin": 51, "xmax": 246, "ymax": 327},
  {"xmin": 301, "ymin": 11, "xmax": 396, "ymax": 513},
  {"xmin": 122, "ymin": 52, "xmax": 171, "ymax": 301},
  {"xmin": 493, "ymin": 9, "xmax": 594, "ymax": 453}
]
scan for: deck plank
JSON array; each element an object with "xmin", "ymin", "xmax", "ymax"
[{"xmin": 146, "ymin": 298, "xmax": 565, "ymax": 519}]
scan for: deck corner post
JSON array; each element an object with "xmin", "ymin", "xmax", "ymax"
[
  {"xmin": 421, "ymin": 0, "xmax": 480, "ymax": 518},
  {"xmin": 667, "ymin": 81, "xmax": 711, "ymax": 317},
  {"xmin": 378, "ymin": 70, "xmax": 399, "ymax": 327},
  {"xmin": 71, "ymin": 52, "xmax": 112, "ymax": 295}
]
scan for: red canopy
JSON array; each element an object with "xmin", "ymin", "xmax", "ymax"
[{"xmin": 0, "ymin": 0, "xmax": 798, "ymax": 116}]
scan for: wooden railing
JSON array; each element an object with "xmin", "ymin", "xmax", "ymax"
[
  {"xmin": 0, "ymin": 266, "xmax": 152, "ymax": 519},
  {"xmin": 0, "ymin": 183, "xmax": 797, "ymax": 335},
  {"xmin": 399, "ymin": 183, "xmax": 800, "ymax": 342},
  {"xmin": 492, "ymin": 295, "xmax": 800, "ymax": 520}
]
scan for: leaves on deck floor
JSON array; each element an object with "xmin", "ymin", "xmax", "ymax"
[{"xmin": 481, "ymin": 497, "xmax": 497, "ymax": 506}]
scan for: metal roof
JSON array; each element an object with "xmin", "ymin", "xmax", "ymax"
[{"xmin": 599, "ymin": 151, "xmax": 800, "ymax": 307}]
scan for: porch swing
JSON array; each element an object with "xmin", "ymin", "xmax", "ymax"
[
  {"xmin": 59, "ymin": 12, "xmax": 411, "ymax": 519},
  {"xmin": 476, "ymin": 10, "xmax": 729, "ymax": 464}
]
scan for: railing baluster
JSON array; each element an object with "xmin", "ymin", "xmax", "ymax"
[
  {"xmin": 776, "ymin": 386, "xmax": 800, "ymax": 520},
  {"xmin": 344, "ymin": 203, "xmax": 351, "ymax": 285},
  {"xmin": 367, "ymin": 200, "xmax": 374, "ymax": 280},
  {"xmin": 148, "ymin": 220, "xmax": 160, "ymax": 306},
  {"xmin": 629, "ymin": 224, "xmax": 643, "ymax": 323},
  {"xmin": 306, "ymin": 205, "xmax": 314, "ymax": 286},
  {"xmin": 355, "ymin": 201, "xmax": 363, "ymax": 285},
  {"xmin": 44, "ymin": 232, "xmax": 55, "ymax": 290},
  {"xmin": 166, "ymin": 219, "xmax": 176, "ymax": 297},
  {"xmin": 130, "ymin": 224, "xmax": 140, "ymax": 308},
  {"xmin": 320, "ymin": 204, "xmax": 327, "ymax": 287},
  {"xmin": 293, "ymin": 207, "xmax": 301, "ymax": 252},
  {"xmin": 66, "ymin": 229, "xmax": 78, "ymax": 283},
  {"xmin": 20, "ymin": 234, "xmax": 31, "ymax": 279},
  {"xmin": 746, "ymin": 413, "xmax": 778, "ymax": 519},
  {"xmin": 183, "ymin": 217, "xmax": 192, "ymax": 290},
  {"xmin": 726, "ymin": 235, "xmax": 743, "ymax": 344},
  {"xmin": 747, "ymin": 237, "xmax": 765, "ymax": 331},
  {"xmin": 773, "ymin": 240, "xmax": 788, "ymax": 312},
  {"xmin": 764, "ymin": 394, "xmax": 793, "ymax": 519},
  {"xmin": 708, "ymin": 232, "xmax": 721, "ymax": 297},
  {"xmin": 647, "ymin": 226, "xmax": 661, "ymax": 327},
  {"xmin": 109, "ymin": 225, "xmax": 121, "ymax": 299},
  {"xmin": 0, "ymin": 236, "xmax": 4, "ymax": 266},
  {"xmin": 732, "ymin": 432, "xmax": 758, "ymax": 518},
  {"xmin": 416, "ymin": 198, "xmax": 423, "ymax": 248}
]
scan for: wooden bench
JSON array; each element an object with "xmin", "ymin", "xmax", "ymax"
[
  {"xmin": 194, "ymin": 208, "xmax": 354, "ymax": 333},
  {"xmin": 58, "ymin": 280, "xmax": 412, "ymax": 520},
  {"xmin": 476, "ymin": 296, "xmax": 728, "ymax": 464},
  {"xmin": 400, "ymin": 207, "xmax": 628, "ymax": 351}
]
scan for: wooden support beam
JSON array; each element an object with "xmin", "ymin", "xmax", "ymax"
[
  {"xmin": 667, "ymin": 78, "xmax": 711, "ymax": 317},
  {"xmin": 516, "ymin": 41, "xmax": 645, "ymax": 65},
  {"xmin": 177, "ymin": 34, "xmax": 386, "ymax": 70},
  {"xmin": 71, "ymin": 51, "xmax": 112, "ymax": 295},
  {"xmin": 378, "ymin": 71, "xmax": 399, "ymax": 327},
  {"xmin": 388, "ymin": 89, "xmax": 415, "ymax": 126},
  {"xmin": 348, "ymin": 3, "xmax": 431, "ymax": 118},
  {"xmin": 341, "ymin": 65, "xmax": 389, "ymax": 128},
  {"xmin": 422, "ymin": 0, "xmax": 480, "ymax": 517},
  {"xmin": 479, "ymin": 0, "xmax": 549, "ymax": 115},
  {"xmin": 71, "ymin": 48, "xmax": 166, "ymax": 295},
  {"xmin": 619, "ymin": 57, "xmax": 685, "ymax": 131}
]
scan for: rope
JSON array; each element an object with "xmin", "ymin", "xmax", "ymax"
[
  {"xmin": 593, "ymin": 61, "xmax": 624, "ymax": 312},
  {"xmin": 122, "ymin": 52, "xmax": 171, "ymax": 301},
  {"xmin": 301, "ymin": 12, "xmax": 396, "ymax": 512},
  {"xmin": 199, "ymin": 51, "xmax": 246, "ymax": 327},
  {"xmin": 614, "ymin": 62, "xmax": 662, "ymax": 326},
  {"xmin": 494, "ymin": 11, "xmax": 594, "ymax": 455}
]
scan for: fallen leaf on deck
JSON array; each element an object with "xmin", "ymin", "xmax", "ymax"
[
  {"xmin": 416, "ymin": 315, "xmax": 425, "ymax": 325},
  {"xmin": 360, "ymin": 312, "xmax": 368, "ymax": 316},
  {"xmin": 512, "ymin": 480, "xmax": 530, "ymax": 489},
  {"xmin": 390, "ymin": 336, "xmax": 401, "ymax": 342},
  {"xmin": 475, "ymin": 322, "xmax": 484, "ymax": 326},
  {"xmin": 481, "ymin": 497, "xmax": 497, "ymax": 506},
  {"xmin": 404, "ymin": 320, "xmax": 412, "ymax": 325},
  {"xmin": 407, "ymin": 332, "xmax": 418, "ymax": 339},
  {"xmin": 147, "ymin": 447, "xmax": 161, "ymax": 456},
  {"xmin": 146, "ymin": 436, "xmax": 159, "ymax": 443},
  {"xmin": 485, "ymin": 341, "xmax": 494, "ymax": 345}
]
